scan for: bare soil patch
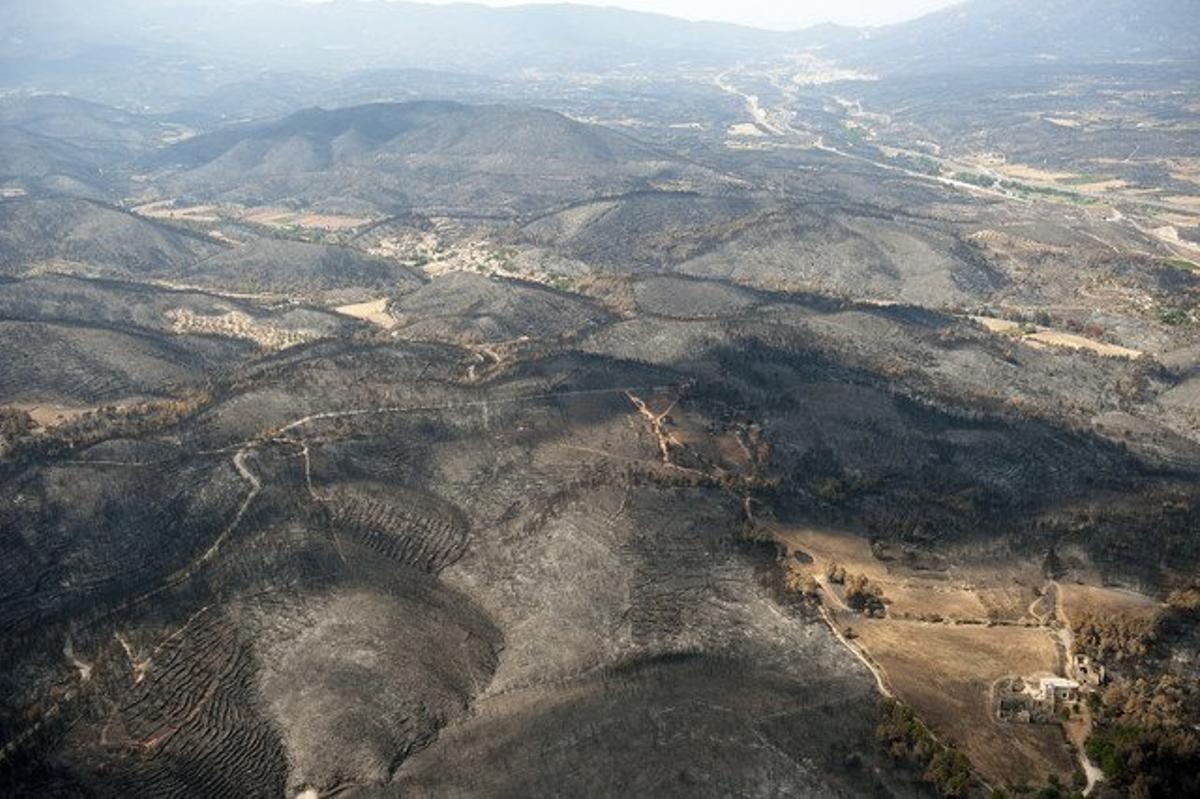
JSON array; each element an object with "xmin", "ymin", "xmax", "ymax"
[
  {"xmin": 334, "ymin": 298, "xmax": 396, "ymax": 329},
  {"xmin": 133, "ymin": 201, "xmax": 375, "ymax": 232},
  {"xmin": 242, "ymin": 208, "xmax": 373, "ymax": 231},
  {"xmin": 7, "ymin": 403, "xmax": 95, "ymax": 430},
  {"xmin": 1024, "ymin": 330, "xmax": 1141, "ymax": 359},
  {"xmin": 726, "ymin": 122, "xmax": 765, "ymax": 138},
  {"xmin": 132, "ymin": 201, "xmax": 222, "ymax": 223},
  {"xmin": 1069, "ymin": 179, "xmax": 1127, "ymax": 192},
  {"xmin": 996, "ymin": 163, "xmax": 1074, "ymax": 183},
  {"xmin": 971, "ymin": 316, "xmax": 1141, "ymax": 359}
]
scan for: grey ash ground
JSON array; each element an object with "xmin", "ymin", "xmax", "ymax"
[{"xmin": 2, "ymin": 1, "xmax": 1200, "ymax": 797}]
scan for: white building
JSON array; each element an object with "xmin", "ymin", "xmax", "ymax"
[{"xmin": 1038, "ymin": 677, "xmax": 1080, "ymax": 709}]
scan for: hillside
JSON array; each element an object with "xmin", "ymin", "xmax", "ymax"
[
  {"xmin": 148, "ymin": 101, "xmax": 708, "ymax": 215},
  {"xmin": 179, "ymin": 239, "xmax": 427, "ymax": 302},
  {"xmin": 0, "ymin": 95, "xmax": 166, "ymax": 156},
  {"xmin": 0, "ymin": 95, "xmax": 173, "ymax": 195},
  {"xmin": 0, "ymin": 196, "xmax": 224, "ymax": 277},
  {"xmin": 3, "ymin": 0, "xmax": 821, "ymax": 78},
  {"xmin": 389, "ymin": 271, "xmax": 614, "ymax": 343},
  {"xmin": 0, "ymin": 1, "xmax": 1198, "ymax": 796}
]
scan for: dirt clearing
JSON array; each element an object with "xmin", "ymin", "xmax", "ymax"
[
  {"xmin": 334, "ymin": 298, "xmax": 396, "ymax": 329},
  {"xmin": 6, "ymin": 403, "xmax": 97, "ymax": 430},
  {"xmin": 971, "ymin": 316, "xmax": 1141, "ymax": 359},
  {"xmin": 241, "ymin": 208, "xmax": 373, "ymax": 231}
]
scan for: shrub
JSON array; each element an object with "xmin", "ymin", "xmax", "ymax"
[
  {"xmin": 845, "ymin": 573, "xmax": 886, "ymax": 616},
  {"xmin": 826, "ymin": 561, "xmax": 847, "ymax": 584},
  {"xmin": 1158, "ymin": 307, "xmax": 1188, "ymax": 326}
]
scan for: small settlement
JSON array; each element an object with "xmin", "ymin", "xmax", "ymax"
[{"xmin": 994, "ymin": 655, "xmax": 1105, "ymax": 724}]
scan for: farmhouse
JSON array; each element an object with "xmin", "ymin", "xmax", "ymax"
[
  {"xmin": 995, "ymin": 675, "xmax": 1081, "ymax": 723},
  {"xmin": 1038, "ymin": 677, "xmax": 1079, "ymax": 709}
]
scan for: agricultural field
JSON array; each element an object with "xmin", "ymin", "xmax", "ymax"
[
  {"xmin": 769, "ymin": 525, "xmax": 1174, "ymax": 791},
  {"xmin": 851, "ymin": 618, "xmax": 1077, "ymax": 789}
]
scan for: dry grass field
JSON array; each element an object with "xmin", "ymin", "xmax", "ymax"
[
  {"xmin": 7, "ymin": 403, "xmax": 94, "ymax": 430},
  {"xmin": 1059, "ymin": 583, "xmax": 1162, "ymax": 624},
  {"xmin": 970, "ymin": 316, "xmax": 1142, "ymax": 359},
  {"xmin": 774, "ymin": 526, "xmax": 1085, "ymax": 788},
  {"xmin": 1024, "ymin": 330, "xmax": 1142, "ymax": 359},
  {"xmin": 133, "ymin": 201, "xmax": 374, "ymax": 231},
  {"xmin": 774, "ymin": 527, "xmax": 1039, "ymax": 622},
  {"xmin": 132, "ymin": 200, "xmax": 223, "ymax": 223},
  {"xmin": 847, "ymin": 616, "xmax": 1078, "ymax": 788}
]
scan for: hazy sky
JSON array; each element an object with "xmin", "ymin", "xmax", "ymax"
[{"xmin": 300, "ymin": 1, "xmax": 966, "ymax": 30}]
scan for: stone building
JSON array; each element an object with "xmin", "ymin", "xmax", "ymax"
[
  {"xmin": 995, "ymin": 675, "xmax": 1081, "ymax": 723},
  {"xmin": 1037, "ymin": 677, "xmax": 1080, "ymax": 711},
  {"xmin": 1070, "ymin": 654, "xmax": 1106, "ymax": 687}
]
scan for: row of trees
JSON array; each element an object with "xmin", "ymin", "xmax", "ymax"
[{"xmin": 0, "ymin": 391, "xmax": 212, "ymax": 462}]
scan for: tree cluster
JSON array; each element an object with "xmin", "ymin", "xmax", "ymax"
[
  {"xmin": 783, "ymin": 569, "xmax": 820, "ymax": 600},
  {"xmin": 844, "ymin": 573, "xmax": 886, "ymax": 617},
  {"xmin": 1165, "ymin": 586, "xmax": 1200, "ymax": 614},
  {"xmin": 876, "ymin": 699, "xmax": 974, "ymax": 798},
  {"xmin": 825, "ymin": 561, "xmax": 847, "ymax": 584},
  {"xmin": 1070, "ymin": 607, "xmax": 1161, "ymax": 663},
  {"xmin": 0, "ymin": 407, "xmax": 34, "ymax": 437},
  {"xmin": 1085, "ymin": 675, "xmax": 1200, "ymax": 798}
]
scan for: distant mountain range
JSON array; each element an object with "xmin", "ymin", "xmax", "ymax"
[
  {"xmin": 4, "ymin": 0, "xmax": 1196, "ymax": 107},
  {"xmin": 838, "ymin": 0, "xmax": 1200, "ymax": 72},
  {"xmin": 3, "ymin": 0, "xmax": 820, "ymax": 77}
]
